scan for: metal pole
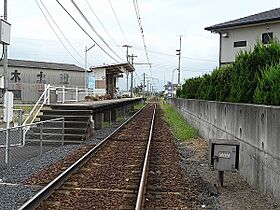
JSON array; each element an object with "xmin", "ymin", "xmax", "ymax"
[
  {"xmin": 61, "ymin": 118, "xmax": 65, "ymax": 146},
  {"xmin": 142, "ymin": 73, "xmax": 145, "ymax": 98},
  {"xmin": 3, "ymin": 0, "xmax": 8, "ymax": 92},
  {"xmin": 122, "ymin": 45, "xmax": 132, "ymax": 62},
  {"xmin": 177, "ymin": 35, "xmax": 182, "ymax": 86},
  {"xmin": 5, "ymin": 128, "xmax": 10, "ymax": 168},
  {"xmin": 62, "ymin": 86, "xmax": 65, "ymax": 103},
  {"xmin": 3, "ymin": 0, "xmax": 9, "ymax": 158},
  {"xmin": 130, "ymin": 54, "xmax": 137, "ymax": 98},
  {"xmin": 40, "ymin": 123, "xmax": 43, "ymax": 156},
  {"xmin": 85, "ymin": 44, "xmax": 95, "ymax": 90},
  {"xmin": 84, "ymin": 46, "xmax": 87, "ymax": 89},
  {"xmin": 75, "ymin": 87, "xmax": 78, "ymax": 102}
]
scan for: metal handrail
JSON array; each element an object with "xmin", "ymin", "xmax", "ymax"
[
  {"xmin": 1, "ymin": 117, "xmax": 65, "ymax": 132},
  {"xmin": 23, "ymin": 84, "xmax": 50, "ymax": 125},
  {"xmin": 135, "ymin": 104, "xmax": 157, "ymax": 210}
]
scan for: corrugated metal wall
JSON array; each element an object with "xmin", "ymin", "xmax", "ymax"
[{"xmin": 0, "ymin": 66, "xmax": 84, "ymax": 103}]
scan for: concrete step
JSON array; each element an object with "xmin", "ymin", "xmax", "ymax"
[
  {"xmin": 41, "ymin": 109, "xmax": 92, "ymax": 116},
  {"xmin": 65, "ymin": 121, "xmax": 88, "ymax": 128},
  {"xmin": 48, "ymin": 104, "xmax": 92, "ymax": 110},
  {"xmin": 38, "ymin": 115, "xmax": 90, "ymax": 121}
]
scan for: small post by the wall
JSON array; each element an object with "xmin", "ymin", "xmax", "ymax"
[
  {"xmin": 61, "ymin": 118, "xmax": 65, "ymax": 146},
  {"xmin": 62, "ymin": 86, "xmax": 65, "ymax": 103},
  {"xmin": 5, "ymin": 128, "xmax": 10, "ymax": 169},
  {"xmin": 75, "ymin": 87, "xmax": 78, "ymax": 102},
  {"xmin": 40, "ymin": 122, "xmax": 43, "ymax": 156},
  {"xmin": 218, "ymin": 171, "xmax": 224, "ymax": 187}
]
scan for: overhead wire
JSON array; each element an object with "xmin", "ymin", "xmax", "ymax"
[
  {"xmin": 133, "ymin": 0, "xmax": 152, "ymax": 77},
  {"xmin": 71, "ymin": 0, "xmax": 123, "ymax": 62},
  {"xmin": 55, "ymin": 0, "xmax": 119, "ymax": 63},
  {"xmin": 132, "ymin": 46, "xmax": 217, "ymax": 63},
  {"xmin": 107, "ymin": 0, "xmax": 130, "ymax": 44},
  {"xmin": 35, "ymin": 0, "xmax": 83, "ymax": 66},
  {"xmin": 38, "ymin": 0, "xmax": 85, "ymax": 62},
  {"xmin": 85, "ymin": 0, "xmax": 119, "ymax": 47}
]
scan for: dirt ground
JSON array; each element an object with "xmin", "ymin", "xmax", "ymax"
[{"xmin": 180, "ymin": 138, "xmax": 280, "ymax": 210}]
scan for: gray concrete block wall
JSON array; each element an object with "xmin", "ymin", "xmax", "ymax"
[{"xmin": 169, "ymin": 98, "xmax": 280, "ymax": 202}]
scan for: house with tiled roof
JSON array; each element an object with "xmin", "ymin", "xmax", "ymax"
[{"xmin": 205, "ymin": 7, "xmax": 280, "ymax": 66}]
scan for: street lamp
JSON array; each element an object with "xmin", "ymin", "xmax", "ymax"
[{"xmin": 84, "ymin": 44, "xmax": 95, "ymax": 89}]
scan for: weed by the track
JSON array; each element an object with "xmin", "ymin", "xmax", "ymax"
[{"xmin": 161, "ymin": 104, "xmax": 197, "ymax": 141}]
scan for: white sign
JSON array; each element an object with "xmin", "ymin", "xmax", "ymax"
[
  {"xmin": 0, "ymin": 19, "xmax": 11, "ymax": 45},
  {"xmin": 88, "ymin": 72, "xmax": 96, "ymax": 90},
  {"xmin": 3, "ymin": 91, "xmax": 13, "ymax": 123},
  {"xmin": 218, "ymin": 151, "xmax": 231, "ymax": 159}
]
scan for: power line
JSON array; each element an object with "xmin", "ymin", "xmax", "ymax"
[
  {"xmin": 132, "ymin": 46, "xmax": 217, "ymax": 63},
  {"xmin": 38, "ymin": 0, "xmax": 85, "ymax": 62},
  {"xmin": 35, "ymin": 0, "xmax": 83, "ymax": 66},
  {"xmin": 85, "ymin": 0, "xmax": 119, "ymax": 48},
  {"xmin": 71, "ymin": 0, "xmax": 123, "ymax": 62},
  {"xmin": 55, "ymin": 0, "xmax": 119, "ymax": 63},
  {"xmin": 107, "ymin": 0, "xmax": 130, "ymax": 44},
  {"xmin": 133, "ymin": 0, "xmax": 152, "ymax": 77}
]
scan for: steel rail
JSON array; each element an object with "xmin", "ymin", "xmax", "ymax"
[
  {"xmin": 135, "ymin": 103, "xmax": 157, "ymax": 210},
  {"xmin": 18, "ymin": 104, "xmax": 147, "ymax": 210}
]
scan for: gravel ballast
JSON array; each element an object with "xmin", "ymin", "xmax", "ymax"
[{"xmin": 0, "ymin": 119, "xmax": 126, "ymax": 210}]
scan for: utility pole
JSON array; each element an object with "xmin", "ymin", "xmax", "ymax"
[
  {"xmin": 128, "ymin": 54, "xmax": 137, "ymax": 97},
  {"xmin": 123, "ymin": 45, "xmax": 132, "ymax": 94},
  {"xmin": 143, "ymin": 73, "xmax": 145, "ymax": 97},
  {"xmin": 122, "ymin": 45, "xmax": 132, "ymax": 62},
  {"xmin": 176, "ymin": 35, "xmax": 182, "ymax": 85},
  {"xmin": 84, "ymin": 44, "xmax": 95, "ymax": 89},
  {"xmin": 3, "ymin": 0, "xmax": 8, "ymax": 92}
]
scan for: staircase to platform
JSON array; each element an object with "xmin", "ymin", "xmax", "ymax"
[{"xmin": 25, "ymin": 105, "xmax": 93, "ymax": 145}]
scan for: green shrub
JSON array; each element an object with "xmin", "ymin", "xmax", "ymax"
[
  {"xmin": 253, "ymin": 63, "xmax": 280, "ymax": 105},
  {"xmin": 178, "ymin": 39, "xmax": 280, "ymax": 105}
]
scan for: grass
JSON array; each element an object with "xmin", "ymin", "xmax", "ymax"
[
  {"xmin": 134, "ymin": 102, "xmax": 145, "ymax": 111},
  {"xmin": 102, "ymin": 121, "xmax": 111, "ymax": 128},
  {"xmin": 161, "ymin": 103, "xmax": 197, "ymax": 141},
  {"xmin": 116, "ymin": 116, "xmax": 126, "ymax": 122}
]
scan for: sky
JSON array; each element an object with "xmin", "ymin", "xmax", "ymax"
[{"xmin": 1, "ymin": 0, "xmax": 280, "ymax": 91}]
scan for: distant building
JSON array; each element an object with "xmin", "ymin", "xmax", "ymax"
[
  {"xmin": 164, "ymin": 82, "xmax": 178, "ymax": 98},
  {"xmin": 0, "ymin": 59, "xmax": 85, "ymax": 103},
  {"xmin": 205, "ymin": 8, "xmax": 280, "ymax": 66}
]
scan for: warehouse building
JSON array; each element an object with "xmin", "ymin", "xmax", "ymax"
[{"xmin": 0, "ymin": 59, "xmax": 85, "ymax": 103}]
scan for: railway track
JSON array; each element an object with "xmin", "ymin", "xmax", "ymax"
[{"xmin": 19, "ymin": 103, "xmax": 201, "ymax": 209}]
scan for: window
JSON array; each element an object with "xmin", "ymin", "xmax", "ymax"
[
  {"xmin": 234, "ymin": 41, "xmax": 247, "ymax": 48},
  {"xmin": 262, "ymin": 32, "xmax": 273, "ymax": 44},
  {"xmin": 12, "ymin": 90, "xmax": 22, "ymax": 100}
]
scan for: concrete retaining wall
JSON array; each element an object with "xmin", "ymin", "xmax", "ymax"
[{"xmin": 169, "ymin": 98, "xmax": 280, "ymax": 202}]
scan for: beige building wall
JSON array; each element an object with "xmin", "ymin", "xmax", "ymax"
[
  {"xmin": 94, "ymin": 68, "xmax": 106, "ymax": 93},
  {"xmin": 220, "ymin": 21, "xmax": 280, "ymax": 63}
]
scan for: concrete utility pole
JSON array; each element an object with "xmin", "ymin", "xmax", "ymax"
[
  {"xmin": 84, "ymin": 44, "xmax": 95, "ymax": 89},
  {"xmin": 142, "ymin": 73, "xmax": 146, "ymax": 98},
  {"xmin": 3, "ymin": 0, "xmax": 8, "ymax": 92},
  {"xmin": 122, "ymin": 45, "xmax": 132, "ymax": 94},
  {"xmin": 176, "ymin": 35, "xmax": 182, "ymax": 85},
  {"xmin": 128, "ymin": 54, "xmax": 137, "ymax": 97},
  {"xmin": 122, "ymin": 45, "xmax": 132, "ymax": 62}
]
